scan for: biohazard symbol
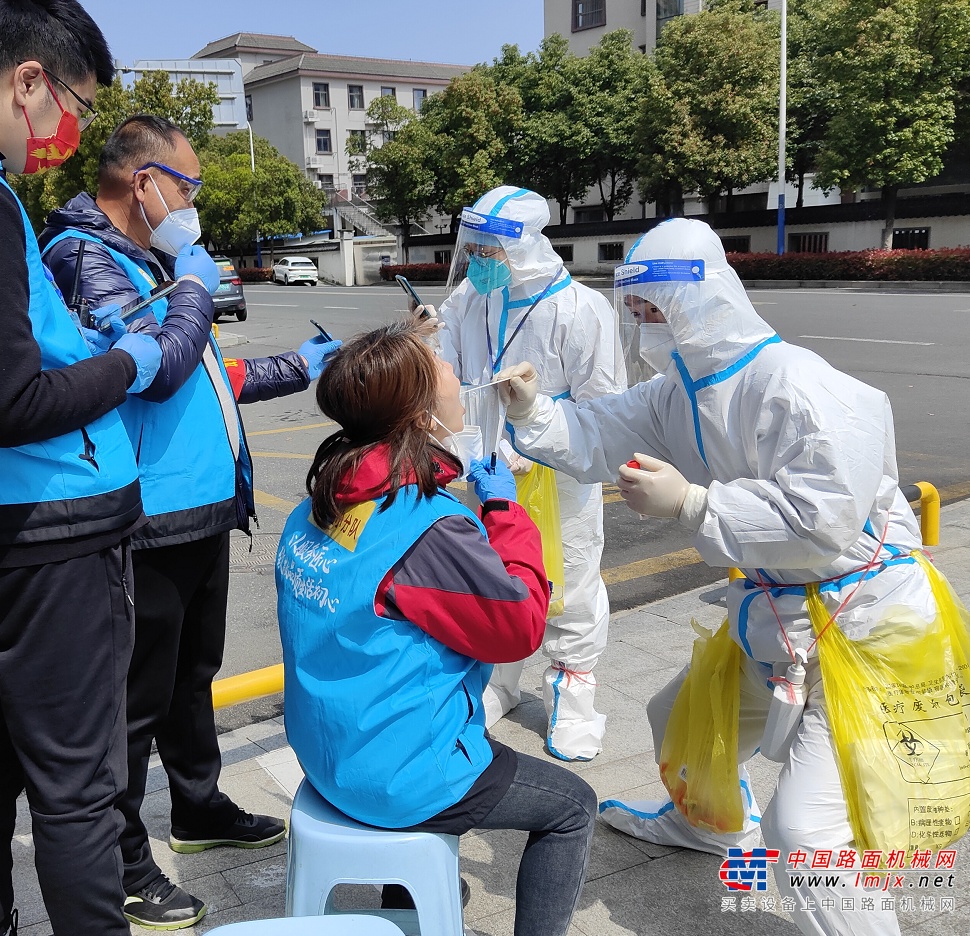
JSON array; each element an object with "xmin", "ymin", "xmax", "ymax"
[{"xmin": 885, "ymin": 721, "xmax": 940, "ymax": 783}]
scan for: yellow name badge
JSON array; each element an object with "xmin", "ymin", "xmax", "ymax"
[{"xmin": 326, "ymin": 501, "xmax": 376, "ymax": 552}]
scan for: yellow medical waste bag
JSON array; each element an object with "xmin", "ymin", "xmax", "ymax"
[
  {"xmin": 515, "ymin": 463, "xmax": 565, "ymax": 618},
  {"xmin": 808, "ymin": 551, "xmax": 970, "ymax": 853},
  {"xmin": 659, "ymin": 619, "xmax": 745, "ymax": 834}
]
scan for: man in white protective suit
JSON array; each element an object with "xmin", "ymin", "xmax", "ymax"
[
  {"xmin": 494, "ymin": 217, "xmax": 946, "ymax": 936},
  {"xmin": 435, "ymin": 185, "xmax": 627, "ymax": 761}
]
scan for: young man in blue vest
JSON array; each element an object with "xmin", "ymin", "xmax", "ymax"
[
  {"xmin": 42, "ymin": 114, "xmax": 336, "ymax": 930},
  {"xmin": 0, "ymin": 4, "xmax": 164, "ymax": 934}
]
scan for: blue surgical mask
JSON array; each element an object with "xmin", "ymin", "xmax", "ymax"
[{"xmin": 467, "ymin": 254, "xmax": 512, "ymax": 296}]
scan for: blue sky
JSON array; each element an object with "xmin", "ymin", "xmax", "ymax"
[{"xmin": 80, "ymin": 0, "xmax": 544, "ymax": 68}]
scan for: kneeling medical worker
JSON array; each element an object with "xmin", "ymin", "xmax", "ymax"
[
  {"xmin": 435, "ymin": 185, "xmax": 627, "ymax": 761},
  {"xmin": 494, "ymin": 217, "xmax": 955, "ymax": 936}
]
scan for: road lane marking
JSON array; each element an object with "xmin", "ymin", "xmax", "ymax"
[
  {"xmin": 798, "ymin": 335, "xmax": 934, "ymax": 346},
  {"xmin": 251, "ymin": 451, "xmax": 312, "ymax": 459},
  {"xmin": 253, "ymin": 490, "xmax": 297, "ymax": 511},
  {"xmin": 601, "ymin": 547, "xmax": 704, "ymax": 586},
  {"xmin": 248, "ymin": 421, "xmax": 335, "ymax": 436}
]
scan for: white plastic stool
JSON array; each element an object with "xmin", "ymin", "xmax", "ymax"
[
  {"xmin": 285, "ymin": 779, "xmax": 464, "ymax": 936},
  {"xmin": 207, "ymin": 916, "xmax": 405, "ymax": 934}
]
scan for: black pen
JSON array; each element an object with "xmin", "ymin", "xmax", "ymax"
[
  {"xmin": 310, "ymin": 319, "xmax": 333, "ymax": 342},
  {"xmin": 489, "ymin": 452, "xmax": 497, "ymax": 474}
]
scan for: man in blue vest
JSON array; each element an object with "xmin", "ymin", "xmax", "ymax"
[
  {"xmin": 0, "ymin": 4, "xmax": 164, "ymax": 934},
  {"xmin": 42, "ymin": 114, "xmax": 336, "ymax": 930}
]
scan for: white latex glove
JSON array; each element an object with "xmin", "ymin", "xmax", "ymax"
[
  {"xmin": 495, "ymin": 362, "xmax": 540, "ymax": 422},
  {"xmin": 617, "ymin": 453, "xmax": 692, "ymax": 520}
]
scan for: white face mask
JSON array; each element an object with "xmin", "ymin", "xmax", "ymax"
[
  {"xmin": 639, "ymin": 323, "xmax": 677, "ymax": 372},
  {"xmin": 430, "ymin": 415, "xmax": 484, "ymax": 479},
  {"xmin": 140, "ymin": 175, "xmax": 201, "ymax": 257}
]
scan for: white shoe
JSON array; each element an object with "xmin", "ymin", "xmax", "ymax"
[
  {"xmin": 543, "ymin": 663, "xmax": 606, "ymax": 761},
  {"xmin": 482, "ymin": 673, "xmax": 522, "ymax": 729}
]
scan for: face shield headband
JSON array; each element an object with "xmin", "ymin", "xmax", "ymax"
[{"xmin": 445, "ymin": 208, "xmax": 526, "ymax": 295}]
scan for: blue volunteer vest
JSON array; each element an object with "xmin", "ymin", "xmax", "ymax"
[
  {"xmin": 0, "ymin": 173, "xmax": 141, "ymax": 546},
  {"xmin": 42, "ymin": 229, "xmax": 248, "ymax": 547},
  {"xmin": 277, "ymin": 488, "xmax": 494, "ymax": 828}
]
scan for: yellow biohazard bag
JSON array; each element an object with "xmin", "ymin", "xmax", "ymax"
[
  {"xmin": 515, "ymin": 463, "xmax": 565, "ymax": 618},
  {"xmin": 659, "ymin": 618, "xmax": 745, "ymax": 834},
  {"xmin": 808, "ymin": 551, "xmax": 970, "ymax": 853}
]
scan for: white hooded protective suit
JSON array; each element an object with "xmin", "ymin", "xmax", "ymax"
[
  {"xmin": 508, "ymin": 218, "xmax": 938, "ymax": 936},
  {"xmin": 438, "ymin": 186, "xmax": 627, "ymax": 761}
]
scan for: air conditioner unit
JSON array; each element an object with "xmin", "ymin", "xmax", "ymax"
[
  {"xmin": 303, "ymin": 109, "xmax": 318, "ymax": 122},
  {"xmin": 313, "ymin": 180, "xmax": 324, "ymax": 189}
]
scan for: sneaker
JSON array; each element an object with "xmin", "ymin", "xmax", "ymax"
[
  {"xmin": 1, "ymin": 908, "xmax": 18, "ymax": 936},
  {"xmin": 123, "ymin": 875, "xmax": 206, "ymax": 930},
  {"xmin": 169, "ymin": 811, "xmax": 286, "ymax": 854}
]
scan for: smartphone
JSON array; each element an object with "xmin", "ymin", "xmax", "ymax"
[
  {"xmin": 95, "ymin": 281, "xmax": 180, "ymax": 332},
  {"xmin": 309, "ymin": 318, "xmax": 333, "ymax": 342},
  {"xmin": 395, "ymin": 274, "xmax": 429, "ymax": 316}
]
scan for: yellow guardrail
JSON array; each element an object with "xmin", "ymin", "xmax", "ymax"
[{"xmin": 213, "ymin": 482, "xmax": 942, "ymax": 710}]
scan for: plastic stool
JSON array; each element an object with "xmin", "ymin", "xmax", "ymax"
[
  {"xmin": 207, "ymin": 916, "xmax": 405, "ymax": 934},
  {"xmin": 285, "ymin": 779, "xmax": 464, "ymax": 936}
]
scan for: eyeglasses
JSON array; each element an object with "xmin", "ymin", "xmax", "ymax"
[
  {"xmin": 463, "ymin": 243, "xmax": 504, "ymax": 260},
  {"xmin": 134, "ymin": 162, "xmax": 204, "ymax": 203},
  {"xmin": 45, "ymin": 71, "xmax": 98, "ymax": 131}
]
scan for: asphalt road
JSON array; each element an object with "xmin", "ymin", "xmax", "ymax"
[{"xmin": 215, "ymin": 280, "xmax": 970, "ymax": 730}]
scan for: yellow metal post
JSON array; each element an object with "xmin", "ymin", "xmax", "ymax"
[
  {"xmin": 914, "ymin": 481, "xmax": 941, "ymax": 547},
  {"xmin": 212, "ymin": 663, "xmax": 283, "ymax": 710}
]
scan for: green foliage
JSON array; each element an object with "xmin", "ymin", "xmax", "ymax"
[
  {"xmin": 638, "ymin": 1, "xmax": 781, "ymax": 212},
  {"xmin": 10, "ymin": 71, "xmax": 218, "ymax": 231},
  {"xmin": 196, "ymin": 132, "xmax": 327, "ymax": 259}
]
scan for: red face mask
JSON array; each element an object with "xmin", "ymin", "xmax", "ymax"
[{"xmin": 21, "ymin": 74, "xmax": 81, "ymax": 174}]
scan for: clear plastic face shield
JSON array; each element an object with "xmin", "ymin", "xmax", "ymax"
[
  {"xmin": 614, "ymin": 258, "xmax": 705, "ymax": 384},
  {"xmin": 444, "ymin": 207, "xmax": 524, "ymax": 297}
]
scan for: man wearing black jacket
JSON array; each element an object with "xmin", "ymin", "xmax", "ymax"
[
  {"xmin": 42, "ymin": 114, "xmax": 336, "ymax": 929},
  {"xmin": 0, "ymin": 4, "xmax": 166, "ymax": 935}
]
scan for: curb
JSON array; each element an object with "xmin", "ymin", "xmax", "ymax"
[{"xmin": 216, "ymin": 331, "xmax": 249, "ymax": 349}]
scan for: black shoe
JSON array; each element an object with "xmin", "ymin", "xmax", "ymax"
[
  {"xmin": 123, "ymin": 875, "xmax": 206, "ymax": 930},
  {"xmin": 169, "ymin": 810, "xmax": 286, "ymax": 853},
  {"xmin": 1, "ymin": 909, "xmax": 17, "ymax": 936},
  {"xmin": 380, "ymin": 878, "xmax": 470, "ymax": 910}
]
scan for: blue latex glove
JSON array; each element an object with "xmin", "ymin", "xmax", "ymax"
[
  {"xmin": 114, "ymin": 332, "xmax": 163, "ymax": 393},
  {"xmin": 467, "ymin": 457, "xmax": 517, "ymax": 503},
  {"xmin": 298, "ymin": 336, "xmax": 342, "ymax": 380},
  {"xmin": 81, "ymin": 326, "xmax": 113, "ymax": 355},
  {"xmin": 91, "ymin": 302, "xmax": 127, "ymax": 338},
  {"xmin": 174, "ymin": 245, "xmax": 220, "ymax": 295}
]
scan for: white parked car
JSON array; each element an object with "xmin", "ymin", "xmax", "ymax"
[{"xmin": 272, "ymin": 256, "xmax": 318, "ymax": 286}]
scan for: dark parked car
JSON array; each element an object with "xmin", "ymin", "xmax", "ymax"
[{"xmin": 212, "ymin": 256, "xmax": 248, "ymax": 322}]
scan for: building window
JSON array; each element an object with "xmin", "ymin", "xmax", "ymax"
[
  {"xmin": 318, "ymin": 174, "xmax": 335, "ymax": 191},
  {"xmin": 347, "ymin": 129, "xmax": 367, "ymax": 154},
  {"xmin": 348, "ymin": 84, "xmax": 365, "ymax": 109},
  {"xmin": 352, "ymin": 173, "xmax": 368, "ymax": 194},
  {"xmin": 574, "ymin": 206, "xmax": 606, "ymax": 224},
  {"xmin": 434, "ymin": 249, "xmax": 453, "ymax": 265},
  {"xmin": 598, "ymin": 242, "xmax": 624, "ymax": 263},
  {"xmin": 719, "ymin": 235, "xmax": 751, "ymax": 254},
  {"xmin": 892, "ymin": 227, "xmax": 930, "ymax": 250},
  {"xmin": 312, "ymin": 82, "xmax": 330, "ymax": 109},
  {"xmin": 572, "ymin": 0, "xmax": 606, "ymax": 31},
  {"xmin": 382, "ymin": 130, "xmax": 397, "ymax": 144},
  {"xmin": 413, "ymin": 88, "xmax": 428, "ymax": 111},
  {"xmin": 381, "ymin": 86, "xmax": 396, "ymax": 98},
  {"xmin": 657, "ymin": 0, "xmax": 683, "ymax": 34},
  {"xmin": 788, "ymin": 232, "xmax": 829, "ymax": 253},
  {"xmin": 554, "ymin": 244, "xmax": 575, "ymax": 262},
  {"xmin": 244, "ymin": 94, "xmax": 253, "ymax": 121},
  {"xmin": 315, "ymin": 129, "xmax": 332, "ymax": 154}
]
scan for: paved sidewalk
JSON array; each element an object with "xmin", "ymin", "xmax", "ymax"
[{"xmin": 12, "ymin": 499, "xmax": 970, "ymax": 935}]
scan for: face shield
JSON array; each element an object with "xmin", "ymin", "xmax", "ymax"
[
  {"xmin": 614, "ymin": 257, "xmax": 705, "ymax": 382},
  {"xmin": 445, "ymin": 208, "xmax": 524, "ymax": 296}
]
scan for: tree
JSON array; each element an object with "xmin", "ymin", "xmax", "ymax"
[
  {"xmin": 638, "ymin": 0, "xmax": 781, "ymax": 214},
  {"xmin": 349, "ymin": 96, "xmax": 436, "ymax": 261},
  {"xmin": 418, "ymin": 68, "xmax": 523, "ymax": 225},
  {"xmin": 196, "ymin": 132, "xmax": 327, "ymax": 265},
  {"xmin": 576, "ymin": 30, "xmax": 649, "ymax": 221},
  {"xmin": 10, "ymin": 71, "xmax": 218, "ymax": 232},
  {"xmin": 491, "ymin": 36, "xmax": 596, "ymax": 224},
  {"xmin": 808, "ymin": 0, "xmax": 970, "ymax": 247}
]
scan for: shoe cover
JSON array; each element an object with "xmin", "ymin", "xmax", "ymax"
[
  {"xmin": 599, "ymin": 769, "xmax": 762, "ymax": 857},
  {"xmin": 543, "ymin": 663, "xmax": 606, "ymax": 761},
  {"xmin": 482, "ymin": 661, "xmax": 524, "ymax": 728}
]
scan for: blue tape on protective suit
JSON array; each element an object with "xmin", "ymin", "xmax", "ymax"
[
  {"xmin": 614, "ymin": 259, "xmax": 705, "ymax": 286},
  {"xmin": 460, "ymin": 208, "xmax": 525, "ymax": 240}
]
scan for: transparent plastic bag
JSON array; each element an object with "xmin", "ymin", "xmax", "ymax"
[
  {"xmin": 515, "ymin": 462, "xmax": 565, "ymax": 619},
  {"xmin": 809, "ymin": 551, "xmax": 970, "ymax": 852},
  {"xmin": 659, "ymin": 618, "xmax": 745, "ymax": 833}
]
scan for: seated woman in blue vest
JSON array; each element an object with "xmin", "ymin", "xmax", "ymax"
[{"xmin": 276, "ymin": 319, "xmax": 597, "ymax": 936}]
